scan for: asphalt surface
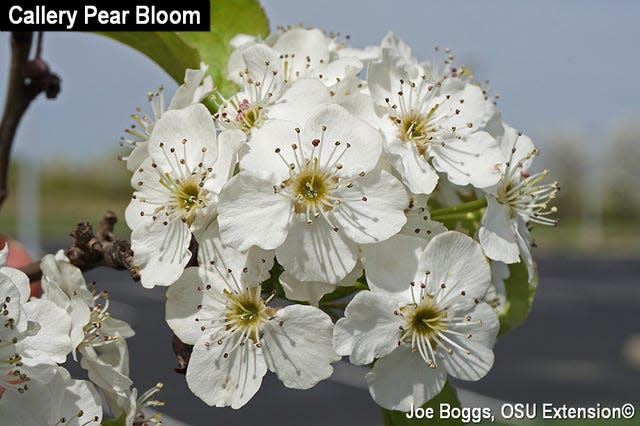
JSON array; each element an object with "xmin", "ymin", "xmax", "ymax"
[{"xmin": 67, "ymin": 252, "xmax": 639, "ymax": 426}]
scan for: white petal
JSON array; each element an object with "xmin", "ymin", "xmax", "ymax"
[
  {"xmin": 515, "ymin": 218, "xmax": 537, "ymax": 284},
  {"xmin": 19, "ymin": 299, "xmax": 72, "ymax": 364},
  {"xmin": 239, "ymin": 120, "xmax": 300, "ymax": 182},
  {"xmin": 268, "ymin": 78, "xmax": 331, "ymax": 125},
  {"xmin": 147, "ymin": 103, "xmax": 218, "ymax": 174},
  {"xmin": 241, "ymin": 44, "xmax": 285, "ymax": 97},
  {"xmin": 479, "ymin": 197, "xmax": 520, "ymax": 264},
  {"xmin": 276, "ymin": 219, "xmax": 357, "ymax": 285},
  {"xmin": 131, "ymin": 219, "xmax": 192, "ymax": 288},
  {"xmin": 0, "ymin": 267, "xmax": 29, "ymax": 305},
  {"xmin": 301, "ymin": 104, "xmax": 382, "ymax": 176},
  {"xmin": 402, "ymin": 196, "xmax": 448, "ymax": 240},
  {"xmin": 332, "ymin": 169, "xmax": 407, "ymax": 244},
  {"xmin": 166, "ymin": 267, "xmax": 226, "ymax": 345},
  {"xmin": 196, "ymin": 220, "xmax": 274, "ymax": 285},
  {"xmin": 438, "ymin": 84, "xmax": 496, "ymax": 136},
  {"xmin": 203, "ymin": 129, "xmax": 246, "ymax": 197},
  {"xmin": 421, "ymin": 231, "xmax": 492, "ymax": 310},
  {"xmin": 310, "ymin": 57, "xmax": 363, "ymax": 86},
  {"xmin": 0, "ymin": 243, "xmax": 7, "ymax": 266},
  {"xmin": 430, "ymin": 131, "xmax": 503, "ymax": 188},
  {"xmin": 218, "ymin": 173, "xmax": 293, "ymax": 252},
  {"xmin": 272, "ymin": 28, "xmax": 330, "ymax": 78},
  {"xmin": 333, "ymin": 291, "xmax": 402, "ymax": 365},
  {"xmin": 69, "ymin": 297, "xmax": 91, "ymax": 351},
  {"xmin": 279, "ymin": 262, "xmax": 363, "ymax": 306},
  {"xmin": 386, "ymin": 137, "xmax": 439, "ymax": 195},
  {"xmin": 361, "ymin": 233, "xmax": 427, "ymax": 296},
  {"xmin": 186, "ymin": 335, "xmax": 267, "ymax": 408},
  {"xmin": 365, "ymin": 345, "xmax": 447, "ymax": 411},
  {"xmin": 168, "ymin": 64, "xmax": 209, "ymax": 110},
  {"xmin": 40, "ymin": 251, "xmax": 93, "ymax": 306},
  {"xmin": 262, "ymin": 305, "xmax": 339, "ymax": 389},
  {"xmin": 440, "ymin": 303, "xmax": 498, "ymax": 381},
  {"xmin": 0, "ymin": 367, "xmax": 102, "ymax": 426},
  {"xmin": 79, "ymin": 342, "xmax": 132, "ymax": 397},
  {"xmin": 499, "ymin": 124, "xmax": 537, "ymax": 172},
  {"xmin": 0, "ymin": 275, "xmax": 28, "ymax": 340}
]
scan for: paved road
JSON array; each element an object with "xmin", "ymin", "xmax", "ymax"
[{"xmin": 72, "ymin": 253, "xmax": 639, "ymax": 425}]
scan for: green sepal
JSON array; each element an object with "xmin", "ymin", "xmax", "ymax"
[
  {"xmin": 498, "ymin": 260, "xmax": 537, "ymax": 337},
  {"xmin": 101, "ymin": 412, "xmax": 127, "ymax": 426}
]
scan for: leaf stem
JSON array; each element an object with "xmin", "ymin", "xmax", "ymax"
[{"xmin": 430, "ymin": 198, "xmax": 487, "ymax": 220}]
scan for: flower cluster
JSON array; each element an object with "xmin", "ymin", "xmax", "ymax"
[
  {"xmin": 0, "ymin": 247, "xmax": 164, "ymax": 425},
  {"xmin": 122, "ymin": 27, "xmax": 558, "ymax": 411}
]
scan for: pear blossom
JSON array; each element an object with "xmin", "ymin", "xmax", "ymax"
[
  {"xmin": 104, "ymin": 383, "xmax": 164, "ymax": 426},
  {"xmin": 40, "ymin": 251, "xmax": 93, "ymax": 355},
  {"xmin": 125, "ymin": 104, "xmax": 245, "ymax": 288},
  {"xmin": 367, "ymin": 33, "xmax": 503, "ymax": 195},
  {"xmin": 218, "ymin": 104, "xmax": 408, "ymax": 284},
  {"xmin": 166, "ymin": 266, "xmax": 339, "ymax": 408},
  {"xmin": 40, "ymin": 252, "xmax": 134, "ymax": 360},
  {"xmin": 334, "ymin": 231, "xmax": 499, "ymax": 411},
  {"xmin": 478, "ymin": 124, "xmax": 558, "ymax": 282},
  {"xmin": 216, "ymin": 27, "xmax": 365, "ymax": 134},
  {"xmin": 121, "ymin": 63, "xmax": 214, "ymax": 171},
  {"xmin": 0, "ymin": 366, "xmax": 102, "ymax": 426},
  {"xmin": 1, "ymin": 248, "xmax": 72, "ymax": 395}
]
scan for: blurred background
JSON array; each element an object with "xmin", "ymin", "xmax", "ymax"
[{"xmin": 0, "ymin": 0, "xmax": 638, "ymax": 425}]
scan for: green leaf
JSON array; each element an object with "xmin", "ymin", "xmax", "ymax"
[
  {"xmin": 381, "ymin": 381, "xmax": 463, "ymax": 425},
  {"xmin": 179, "ymin": 0, "xmax": 270, "ymax": 96},
  {"xmin": 498, "ymin": 260, "xmax": 537, "ymax": 337},
  {"xmin": 96, "ymin": 32, "xmax": 201, "ymax": 83},
  {"xmin": 101, "ymin": 412, "xmax": 127, "ymax": 426}
]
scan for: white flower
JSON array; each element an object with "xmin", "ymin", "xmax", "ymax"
[
  {"xmin": 333, "ymin": 231, "xmax": 499, "ymax": 411},
  {"xmin": 40, "ymin": 251, "xmax": 93, "ymax": 355},
  {"xmin": 367, "ymin": 33, "xmax": 503, "ymax": 195},
  {"xmin": 216, "ymin": 27, "xmax": 365, "ymax": 134},
  {"xmin": 104, "ymin": 383, "xmax": 164, "ymax": 426},
  {"xmin": 121, "ymin": 63, "xmax": 214, "ymax": 171},
  {"xmin": 40, "ymin": 252, "xmax": 134, "ymax": 358},
  {"xmin": 1, "ymin": 249, "xmax": 72, "ymax": 395},
  {"xmin": 218, "ymin": 104, "xmax": 408, "ymax": 284},
  {"xmin": 166, "ymin": 267, "xmax": 339, "ymax": 408},
  {"xmin": 228, "ymin": 27, "xmax": 359, "ymax": 88},
  {"xmin": 361, "ymin": 194, "xmax": 447, "ymax": 294},
  {"xmin": 478, "ymin": 124, "xmax": 558, "ymax": 282},
  {"xmin": 125, "ymin": 104, "xmax": 245, "ymax": 288},
  {"xmin": 0, "ymin": 366, "xmax": 102, "ymax": 426}
]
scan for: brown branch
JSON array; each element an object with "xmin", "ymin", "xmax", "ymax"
[
  {"xmin": 19, "ymin": 211, "xmax": 139, "ymax": 282},
  {"xmin": 0, "ymin": 32, "xmax": 61, "ymax": 211}
]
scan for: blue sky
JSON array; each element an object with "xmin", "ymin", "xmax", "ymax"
[{"xmin": 1, "ymin": 0, "xmax": 639, "ymax": 165}]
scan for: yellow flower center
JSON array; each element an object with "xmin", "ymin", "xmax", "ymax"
[{"xmin": 224, "ymin": 287, "xmax": 276, "ymax": 343}]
